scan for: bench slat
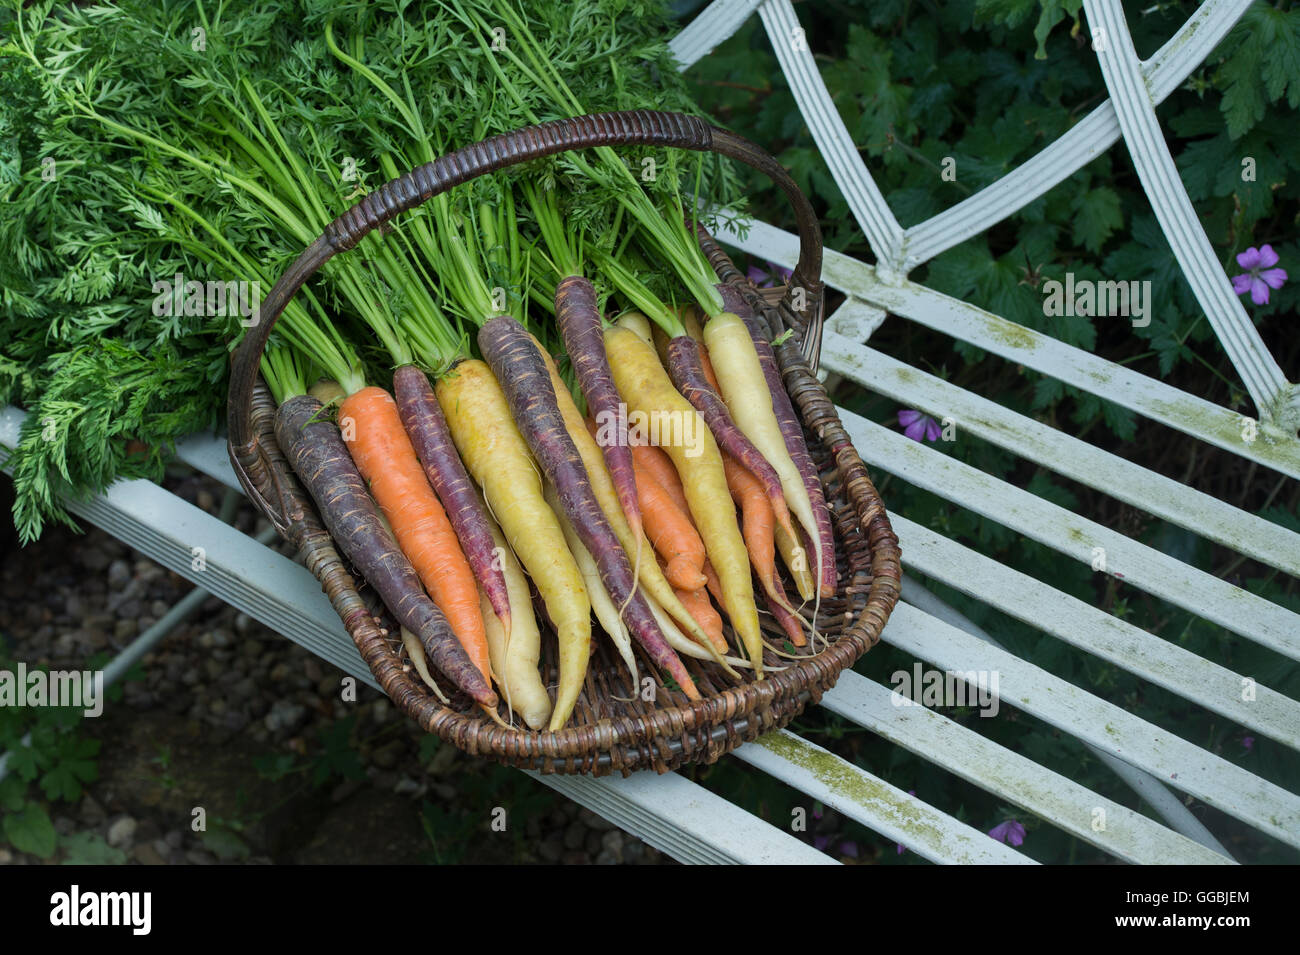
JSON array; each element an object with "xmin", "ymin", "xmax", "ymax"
[
  {"xmin": 821, "ymin": 674, "xmax": 1231, "ymax": 864},
  {"xmin": 822, "ymin": 312, "xmax": 1300, "ymax": 578},
  {"xmin": 735, "ymin": 731, "xmax": 1037, "ymax": 864},
  {"xmin": 883, "ymin": 602, "xmax": 1300, "ymax": 849}
]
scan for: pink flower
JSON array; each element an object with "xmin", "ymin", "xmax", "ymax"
[
  {"xmin": 898, "ymin": 409, "xmax": 941, "ymax": 442},
  {"xmin": 1231, "ymin": 245, "xmax": 1287, "ymax": 305},
  {"xmin": 988, "ymin": 820, "xmax": 1026, "ymax": 846}
]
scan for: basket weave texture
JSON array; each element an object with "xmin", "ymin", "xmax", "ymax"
[{"xmin": 226, "ymin": 110, "xmax": 901, "ymax": 775}]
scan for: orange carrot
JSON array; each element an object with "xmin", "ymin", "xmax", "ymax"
[
  {"xmin": 631, "ymin": 442, "xmax": 690, "ymax": 515},
  {"xmin": 672, "ymin": 580, "xmax": 727, "ymax": 653},
  {"xmin": 721, "ymin": 450, "xmax": 785, "ymax": 607},
  {"xmin": 702, "ymin": 559, "xmax": 726, "ymax": 613},
  {"xmin": 767, "ymin": 573, "xmax": 808, "ymax": 648},
  {"xmin": 631, "ymin": 457, "xmax": 707, "ymax": 592},
  {"xmin": 339, "ymin": 386, "xmax": 491, "ymax": 688}
]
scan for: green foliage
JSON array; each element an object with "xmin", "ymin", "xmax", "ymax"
[
  {"xmin": 0, "ymin": 0, "xmax": 744, "ymax": 540},
  {"xmin": 58, "ymin": 830, "xmax": 127, "ymax": 865},
  {"xmin": 687, "ymin": 0, "xmax": 1300, "ymax": 863},
  {"xmin": 4, "ymin": 801, "xmax": 56, "ymax": 858}
]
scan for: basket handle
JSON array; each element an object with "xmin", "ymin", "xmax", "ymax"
[{"xmin": 227, "ymin": 109, "xmax": 825, "ymax": 513}]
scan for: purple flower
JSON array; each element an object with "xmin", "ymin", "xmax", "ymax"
[
  {"xmin": 988, "ymin": 820, "xmax": 1026, "ymax": 847},
  {"xmin": 1242, "ymin": 736, "xmax": 1255, "ymax": 752},
  {"xmin": 839, "ymin": 841, "xmax": 859, "ymax": 859},
  {"xmin": 747, "ymin": 261, "xmax": 794, "ymax": 288},
  {"xmin": 898, "ymin": 409, "xmax": 941, "ymax": 443},
  {"xmin": 813, "ymin": 835, "xmax": 831, "ymax": 851},
  {"xmin": 1230, "ymin": 245, "xmax": 1287, "ymax": 305}
]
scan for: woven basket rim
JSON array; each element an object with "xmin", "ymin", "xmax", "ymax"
[{"xmin": 225, "ymin": 109, "xmax": 902, "ymax": 775}]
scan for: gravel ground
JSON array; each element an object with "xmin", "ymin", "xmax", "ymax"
[{"xmin": 0, "ymin": 471, "xmax": 669, "ymax": 865}]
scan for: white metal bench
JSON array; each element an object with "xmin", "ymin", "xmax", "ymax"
[{"xmin": 4, "ymin": 0, "xmax": 1298, "ymax": 863}]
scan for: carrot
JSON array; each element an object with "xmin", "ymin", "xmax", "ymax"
[
  {"xmin": 273, "ymin": 394, "xmax": 495, "ymax": 708},
  {"xmin": 555, "ymin": 381, "xmax": 736, "ymax": 676},
  {"xmin": 546, "ymin": 481, "xmax": 639, "ymax": 694},
  {"xmin": 671, "ymin": 580, "xmax": 726, "ymax": 653},
  {"xmin": 702, "ymin": 559, "xmax": 726, "ymax": 614},
  {"xmin": 393, "ymin": 364, "xmax": 512, "ymax": 640},
  {"xmin": 617, "ymin": 310, "xmax": 654, "ymax": 343},
  {"xmin": 632, "ymin": 455, "xmax": 707, "ymax": 592},
  {"xmin": 339, "ymin": 386, "xmax": 492, "ymax": 691},
  {"xmin": 630, "ymin": 442, "xmax": 689, "ymax": 515},
  {"xmin": 605, "ymin": 324, "xmax": 765, "ymax": 675},
  {"xmin": 554, "ymin": 276, "xmax": 643, "ymax": 546},
  {"xmin": 720, "ymin": 448, "xmax": 785, "ymax": 610},
  {"xmin": 478, "ymin": 317, "xmax": 700, "ymax": 705},
  {"xmin": 523, "ymin": 185, "xmax": 642, "ymax": 545},
  {"xmin": 475, "ymin": 499, "xmax": 551, "ymax": 730},
  {"xmin": 702, "ymin": 312, "xmax": 825, "ymax": 601},
  {"xmin": 776, "ymin": 525, "xmax": 817, "ymax": 601},
  {"xmin": 642, "ymin": 593, "xmax": 753, "ymax": 671},
  {"xmin": 683, "ymin": 314, "xmax": 799, "ymax": 548},
  {"xmin": 764, "ymin": 574, "xmax": 808, "ymax": 648},
  {"xmin": 436, "ymin": 358, "xmax": 593, "ymax": 731},
  {"xmin": 715, "ymin": 284, "xmax": 838, "ymax": 597}
]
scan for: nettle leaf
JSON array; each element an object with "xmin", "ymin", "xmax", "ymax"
[
  {"xmin": 4, "ymin": 801, "xmax": 56, "ymax": 859},
  {"xmin": 1071, "ymin": 186, "xmax": 1122, "ymax": 254}
]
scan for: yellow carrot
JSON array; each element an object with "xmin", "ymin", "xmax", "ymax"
[
  {"xmin": 436, "ymin": 359, "xmax": 591, "ymax": 731},
  {"xmin": 605, "ymin": 326, "xmax": 765, "ymax": 675}
]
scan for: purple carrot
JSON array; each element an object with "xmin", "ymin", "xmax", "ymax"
[
  {"xmin": 476, "ymin": 316, "xmax": 701, "ymax": 698},
  {"xmin": 274, "ymin": 394, "xmax": 497, "ymax": 707},
  {"xmin": 554, "ymin": 276, "xmax": 644, "ymax": 542},
  {"xmin": 717, "ymin": 284, "xmax": 838, "ymax": 597},
  {"xmin": 664, "ymin": 333, "xmax": 799, "ymax": 545},
  {"xmin": 764, "ymin": 574, "xmax": 808, "ymax": 649},
  {"xmin": 393, "ymin": 363, "xmax": 512, "ymax": 637}
]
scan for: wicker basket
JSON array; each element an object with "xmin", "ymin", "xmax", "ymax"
[{"xmin": 226, "ymin": 110, "xmax": 901, "ymax": 775}]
